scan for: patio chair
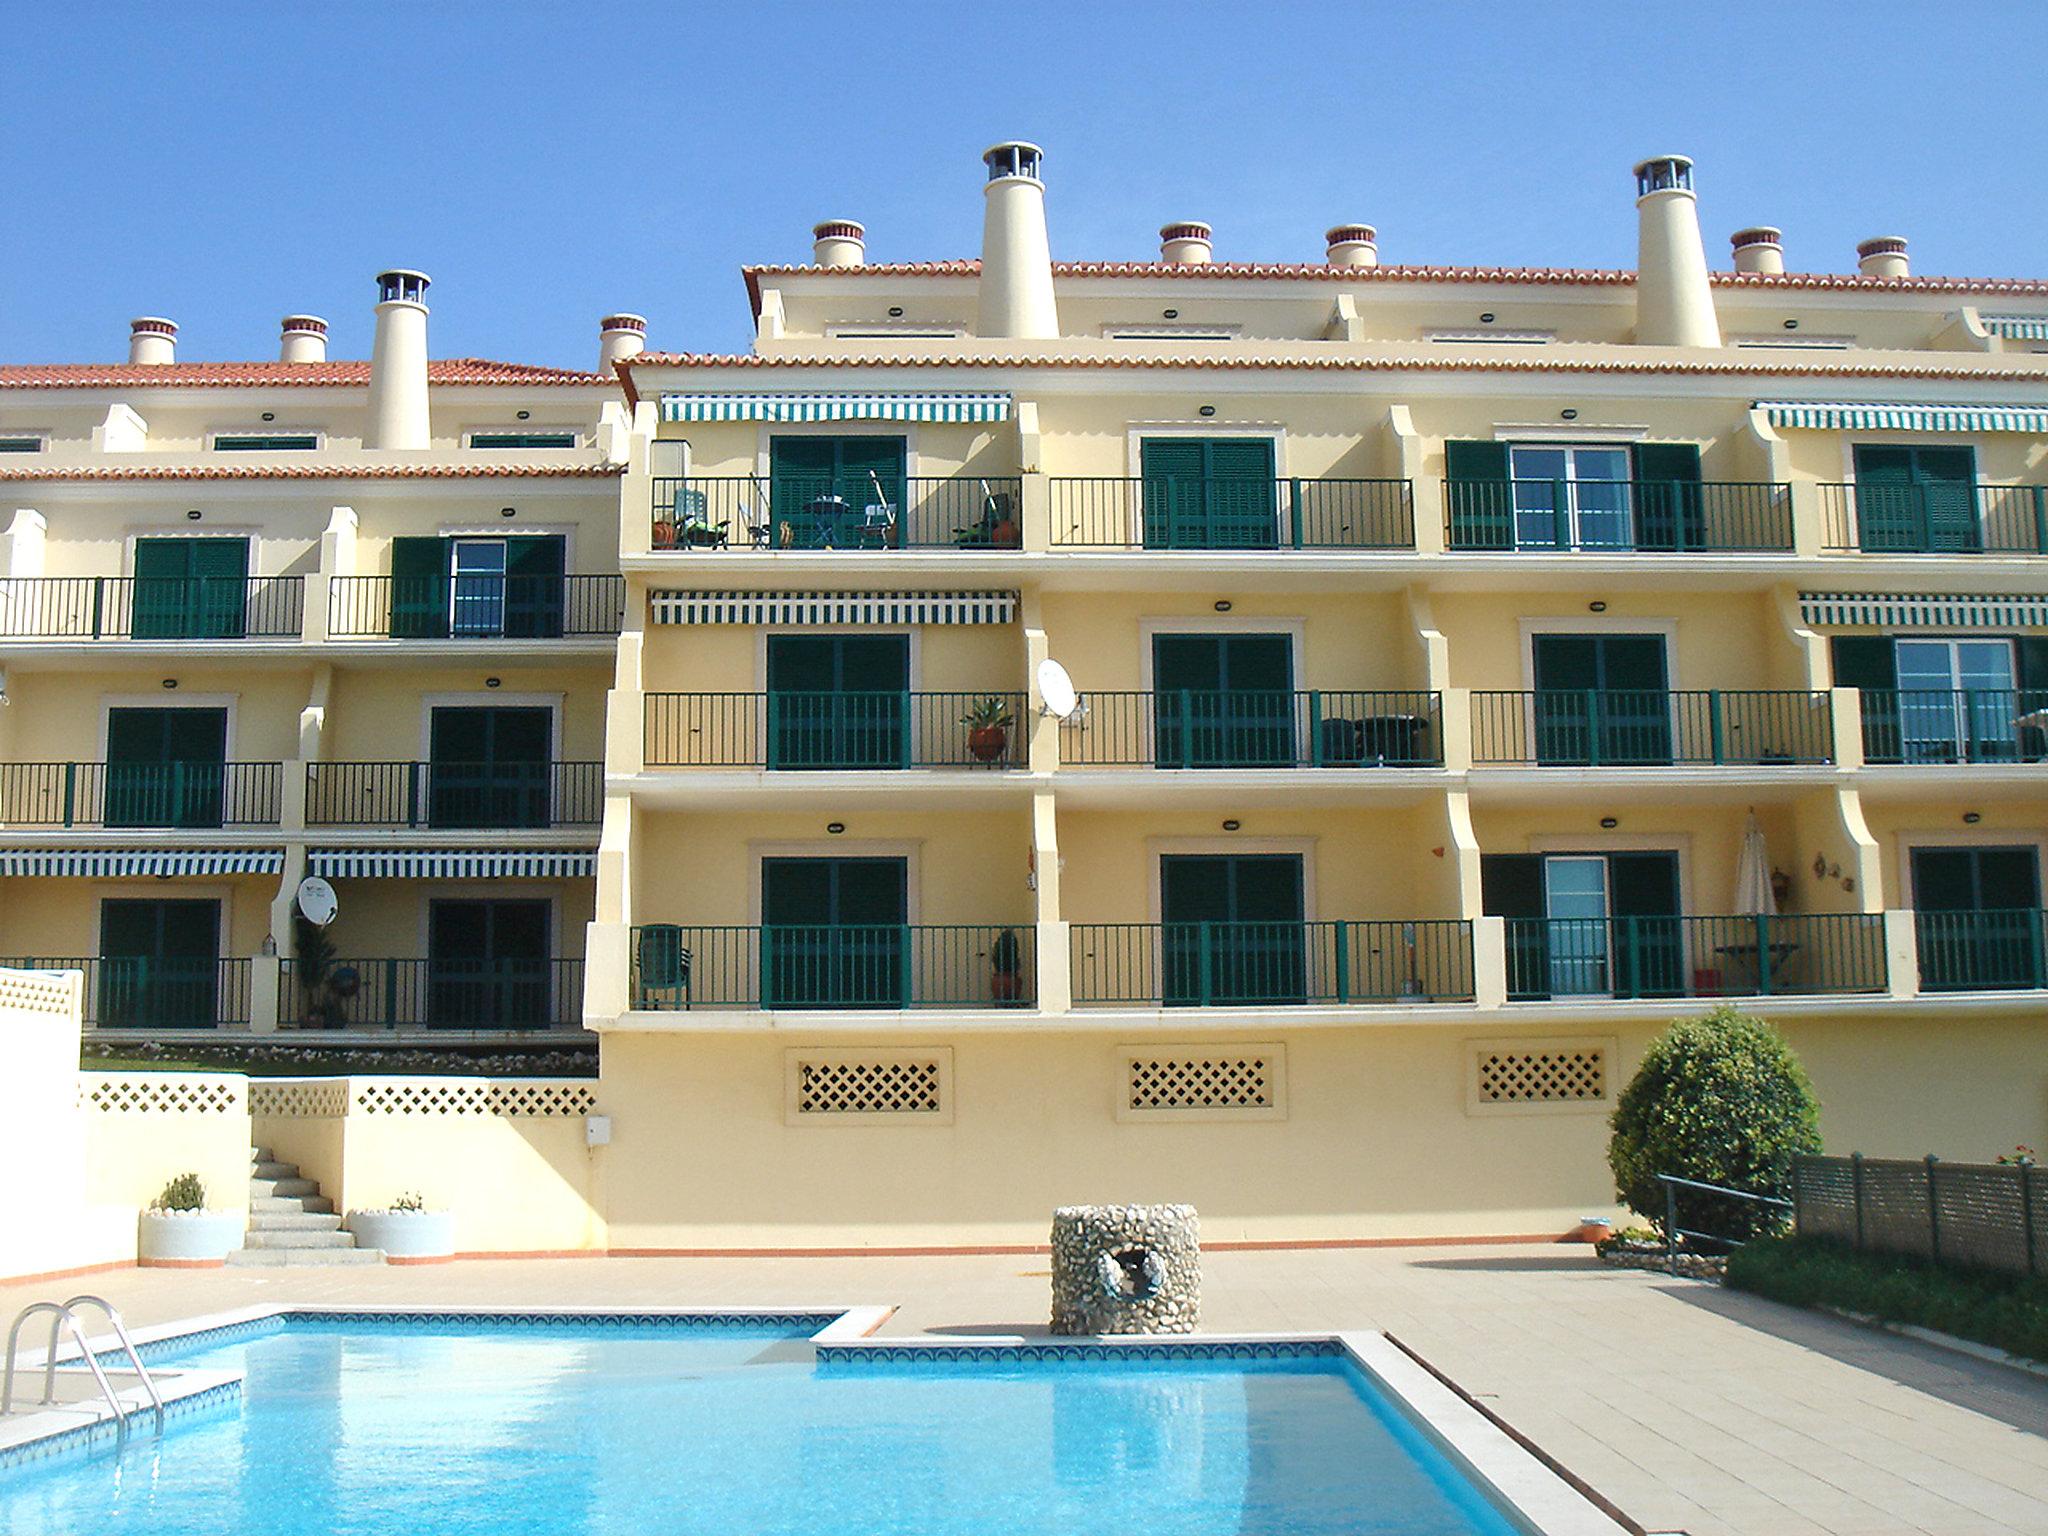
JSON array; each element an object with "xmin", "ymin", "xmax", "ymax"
[{"xmin": 858, "ymin": 504, "xmax": 898, "ymax": 548}]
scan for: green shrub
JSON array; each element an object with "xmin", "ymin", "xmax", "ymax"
[
  {"xmin": 1608, "ymin": 1006, "xmax": 1820, "ymax": 1238},
  {"xmin": 389, "ymin": 1191, "xmax": 427, "ymax": 1213},
  {"xmin": 151, "ymin": 1172, "xmax": 207, "ymax": 1212}
]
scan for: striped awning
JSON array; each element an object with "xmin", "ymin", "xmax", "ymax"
[
  {"xmin": 1757, "ymin": 400, "xmax": 2048, "ymax": 433},
  {"xmin": 0, "ymin": 848, "xmax": 284, "ymax": 877},
  {"xmin": 1800, "ymin": 591, "xmax": 2048, "ymax": 628},
  {"xmin": 650, "ymin": 589, "xmax": 1018, "ymax": 626},
  {"xmin": 1979, "ymin": 315, "xmax": 2048, "ymax": 341},
  {"xmin": 308, "ymin": 849, "xmax": 597, "ymax": 880},
  {"xmin": 658, "ymin": 392, "xmax": 1011, "ymax": 424}
]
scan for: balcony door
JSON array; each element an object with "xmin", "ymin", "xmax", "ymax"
[
  {"xmin": 1893, "ymin": 639, "xmax": 2019, "ymax": 763},
  {"xmin": 1485, "ymin": 850, "xmax": 1681, "ymax": 999},
  {"xmin": 1531, "ymin": 633, "xmax": 1671, "ymax": 764},
  {"xmin": 105, "ymin": 706, "xmax": 228, "ymax": 828},
  {"xmin": 1160, "ymin": 853, "xmax": 1306, "ymax": 1005},
  {"xmin": 428, "ymin": 706, "xmax": 553, "ymax": 827},
  {"xmin": 1508, "ymin": 445, "xmax": 1634, "ymax": 549},
  {"xmin": 1140, "ymin": 438, "xmax": 1277, "ymax": 549},
  {"xmin": 768, "ymin": 436, "xmax": 907, "ymax": 548},
  {"xmin": 1852, "ymin": 445, "xmax": 1979, "ymax": 553},
  {"xmin": 388, "ymin": 535, "xmax": 566, "ymax": 639},
  {"xmin": 1152, "ymin": 632, "xmax": 1295, "ymax": 768},
  {"xmin": 1911, "ymin": 847, "xmax": 2043, "ymax": 991},
  {"xmin": 765, "ymin": 635, "xmax": 911, "ymax": 769},
  {"xmin": 99, "ymin": 898, "xmax": 220, "ymax": 1029},
  {"xmin": 427, "ymin": 899, "xmax": 552, "ymax": 1027},
  {"xmin": 132, "ymin": 536, "xmax": 249, "ymax": 640},
  {"xmin": 762, "ymin": 856, "xmax": 908, "ymax": 1008}
]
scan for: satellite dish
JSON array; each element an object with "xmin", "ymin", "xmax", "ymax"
[
  {"xmin": 295, "ymin": 876, "xmax": 338, "ymax": 928},
  {"xmin": 1036, "ymin": 658, "xmax": 1080, "ymax": 721}
]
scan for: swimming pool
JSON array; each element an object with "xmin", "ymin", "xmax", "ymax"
[{"xmin": 0, "ymin": 1312, "xmax": 1582, "ymax": 1535}]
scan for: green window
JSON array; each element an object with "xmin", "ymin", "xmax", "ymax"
[
  {"xmin": 767, "ymin": 437, "xmax": 907, "ymax": 548},
  {"xmin": 387, "ymin": 535, "xmax": 566, "ymax": 639},
  {"xmin": 211, "ymin": 434, "xmax": 318, "ymax": 451},
  {"xmin": 1151, "ymin": 632, "xmax": 1294, "ymax": 767},
  {"xmin": 469, "ymin": 432, "xmax": 578, "ymax": 448},
  {"xmin": 1852, "ymin": 445, "xmax": 1979, "ymax": 552},
  {"xmin": 1447, "ymin": 440, "xmax": 1705, "ymax": 550},
  {"xmin": 1833, "ymin": 634, "xmax": 2048, "ymax": 764},
  {"xmin": 132, "ymin": 536, "xmax": 250, "ymax": 640},
  {"xmin": 105, "ymin": 707, "xmax": 228, "ymax": 828},
  {"xmin": 427, "ymin": 706, "xmax": 553, "ymax": 827},
  {"xmin": 1911, "ymin": 847, "xmax": 2043, "ymax": 991},
  {"xmin": 761, "ymin": 856, "xmax": 908, "ymax": 1007},
  {"xmin": 99, "ymin": 898, "xmax": 221, "ymax": 1029},
  {"xmin": 1159, "ymin": 853, "xmax": 1306, "ymax": 1005},
  {"xmin": 0, "ymin": 436, "xmax": 42, "ymax": 453},
  {"xmin": 428, "ymin": 900, "xmax": 552, "ymax": 1027},
  {"xmin": 1139, "ymin": 438, "xmax": 1277, "ymax": 549},
  {"xmin": 1483, "ymin": 851, "xmax": 1681, "ymax": 999},
  {"xmin": 765, "ymin": 634, "xmax": 910, "ymax": 769},
  {"xmin": 1531, "ymin": 633, "xmax": 1671, "ymax": 764}
]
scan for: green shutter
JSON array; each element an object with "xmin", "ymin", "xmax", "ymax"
[
  {"xmin": 131, "ymin": 539, "xmax": 191, "ymax": 639},
  {"xmin": 389, "ymin": 538, "xmax": 449, "ymax": 639},
  {"xmin": 1632, "ymin": 443, "xmax": 1702, "ymax": 551},
  {"xmin": 1832, "ymin": 635, "xmax": 1901, "ymax": 762},
  {"xmin": 502, "ymin": 535, "xmax": 566, "ymax": 638},
  {"xmin": 1445, "ymin": 440, "xmax": 1512, "ymax": 550},
  {"xmin": 1140, "ymin": 439, "xmax": 1276, "ymax": 549}
]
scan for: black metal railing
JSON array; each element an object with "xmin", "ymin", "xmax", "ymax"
[
  {"xmin": 1069, "ymin": 919, "xmax": 1475, "ymax": 1006},
  {"xmin": 1471, "ymin": 690, "xmax": 1833, "ymax": 766},
  {"xmin": 1060, "ymin": 690, "xmax": 1442, "ymax": 767},
  {"xmin": 1856, "ymin": 689, "xmax": 2048, "ymax": 765},
  {"xmin": 643, "ymin": 692, "xmax": 1029, "ymax": 769},
  {"xmin": 1048, "ymin": 477, "xmax": 1414, "ymax": 550},
  {"xmin": 652, "ymin": 475, "xmax": 1025, "ymax": 551},
  {"xmin": 0, "ymin": 576, "xmax": 305, "ymax": 639},
  {"xmin": 2, "ymin": 956, "xmax": 252, "ymax": 1028},
  {"xmin": 629, "ymin": 923, "xmax": 1035, "ymax": 1009},
  {"xmin": 326, "ymin": 574, "xmax": 625, "ymax": 638},
  {"xmin": 1914, "ymin": 909, "xmax": 2048, "ymax": 992},
  {"xmin": 0, "ymin": 762, "xmax": 284, "ymax": 827},
  {"xmin": 1443, "ymin": 479, "xmax": 1794, "ymax": 552},
  {"xmin": 280, "ymin": 957, "xmax": 586, "ymax": 1030},
  {"xmin": 1502, "ymin": 912, "xmax": 1888, "ymax": 1001},
  {"xmin": 1817, "ymin": 483, "xmax": 2048, "ymax": 554},
  {"xmin": 303, "ymin": 761, "xmax": 604, "ymax": 827}
]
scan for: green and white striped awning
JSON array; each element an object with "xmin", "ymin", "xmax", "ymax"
[
  {"xmin": 308, "ymin": 849, "xmax": 597, "ymax": 880},
  {"xmin": 0, "ymin": 848, "xmax": 284, "ymax": 877},
  {"xmin": 1757, "ymin": 400, "xmax": 2048, "ymax": 433},
  {"xmin": 658, "ymin": 392, "xmax": 1011, "ymax": 424},
  {"xmin": 651, "ymin": 589, "xmax": 1018, "ymax": 626},
  {"xmin": 1979, "ymin": 316, "xmax": 2048, "ymax": 341},
  {"xmin": 1800, "ymin": 591, "xmax": 2048, "ymax": 628}
]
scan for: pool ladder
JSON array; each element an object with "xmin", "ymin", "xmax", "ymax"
[{"xmin": 2, "ymin": 1296, "xmax": 164, "ymax": 1432}]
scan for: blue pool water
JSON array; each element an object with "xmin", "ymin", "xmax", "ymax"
[{"xmin": 0, "ymin": 1318, "xmax": 1527, "ymax": 1535}]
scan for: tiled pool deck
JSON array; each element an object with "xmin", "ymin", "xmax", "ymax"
[{"xmin": 6, "ymin": 1244, "xmax": 2044, "ymax": 1536}]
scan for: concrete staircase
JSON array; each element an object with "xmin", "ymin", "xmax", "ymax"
[{"xmin": 225, "ymin": 1146, "xmax": 384, "ymax": 1267}]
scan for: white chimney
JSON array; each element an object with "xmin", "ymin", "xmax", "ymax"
[
  {"xmin": 1729, "ymin": 228, "xmax": 1784, "ymax": 275},
  {"xmin": 1159, "ymin": 221, "xmax": 1213, "ymax": 265},
  {"xmin": 1858, "ymin": 236, "xmax": 1910, "ymax": 279},
  {"xmin": 279, "ymin": 315, "xmax": 328, "ymax": 363},
  {"xmin": 599, "ymin": 313, "xmax": 647, "ymax": 370},
  {"xmin": 1632, "ymin": 154, "xmax": 1721, "ymax": 348},
  {"xmin": 1325, "ymin": 224, "xmax": 1378, "ymax": 267},
  {"xmin": 975, "ymin": 141, "xmax": 1059, "ymax": 340},
  {"xmin": 128, "ymin": 318, "xmax": 177, "ymax": 365},
  {"xmin": 365, "ymin": 269, "xmax": 431, "ymax": 450},
  {"xmin": 811, "ymin": 221, "xmax": 866, "ymax": 267}
]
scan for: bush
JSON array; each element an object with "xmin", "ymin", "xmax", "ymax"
[
  {"xmin": 1608, "ymin": 1006, "xmax": 1820, "ymax": 1238},
  {"xmin": 152, "ymin": 1172, "xmax": 207, "ymax": 1212}
]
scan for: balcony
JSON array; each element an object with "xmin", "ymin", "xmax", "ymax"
[
  {"xmin": 1471, "ymin": 691, "xmax": 1834, "ymax": 766},
  {"xmin": 1061, "ymin": 691, "xmax": 1443, "ymax": 768},
  {"xmin": 643, "ymin": 693, "xmax": 1030, "ymax": 770},
  {"xmin": 1443, "ymin": 480, "xmax": 1793, "ymax": 553},
  {"xmin": 1502, "ymin": 913, "xmax": 1888, "ymax": 1000},
  {"xmin": 0, "ymin": 575, "xmax": 304, "ymax": 639},
  {"xmin": 1915, "ymin": 909, "xmax": 2048, "ymax": 991},
  {"xmin": 1857, "ymin": 689, "xmax": 2048, "ymax": 765},
  {"xmin": 325, "ymin": 574, "xmax": 625, "ymax": 638},
  {"xmin": 652, "ymin": 476, "xmax": 1024, "ymax": 551},
  {"xmin": 280, "ymin": 957, "xmax": 586, "ymax": 1031},
  {"xmin": 1048, "ymin": 477, "xmax": 1413, "ymax": 550},
  {"xmin": 303, "ymin": 762, "xmax": 604, "ymax": 828},
  {"xmin": 0, "ymin": 762, "xmax": 284, "ymax": 828},
  {"xmin": 1818, "ymin": 483, "xmax": 2048, "ymax": 554},
  {"xmin": 1069, "ymin": 920, "xmax": 1475, "ymax": 1007},
  {"xmin": 0, "ymin": 956, "xmax": 252, "ymax": 1028},
  {"xmin": 629, "ymin": 924, "xmax": 1035, "ymax": 1009}
]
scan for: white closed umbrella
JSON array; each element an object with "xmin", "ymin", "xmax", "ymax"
[{"xmin": 1734, "ymin": 812, "xmax": 1776, "ymax": 916}]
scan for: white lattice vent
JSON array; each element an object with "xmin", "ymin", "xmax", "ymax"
[
  {"xmin": 1468, "ymin": 1039, "xmax": 1612, "ymax": 1115},
  {"xmin": 1119, "ymin": 1046, "xmax": 1286, "ymax": 1121},
  {"xmin": 0, "ymin": 966, "xmax": 81, "ymax": 1018},
  {"xmin": 786, "ymin": 1050, "xmax": 952, "ymax": 1122},
  {"xmin": 80, "ymin": 1073, "xmax": 246, "ymax": 1116},
  {"xmin": 351, "ymin": 1080, "xmax": 596, "ymax": 1118},
  {"xmin": 250, "ymin": 1080, "xmax": 350, "ymax": 1119}
]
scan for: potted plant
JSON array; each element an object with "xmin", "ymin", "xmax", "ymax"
[
  {"xmin": 138, "ymin": 1173, "xmax": 243, "ymax": 1267},
  {"xmin": 989, "ymin": 927, "xmax": 1026, "ymax": 1004},
  {"xmin": 961, "ymin": 696, "xmax": 1015, "ymax": 763},
  {"xmin": 986, "ymin": 491, "xmax": 1022, "ymax": 548},
  {"xmin": 346, "ymin": 1191, "xmax": 455, "ymax": 1264},
  {"xmin": 293, "ymin": 914, "xmax": 348, "ymax": 1029}
]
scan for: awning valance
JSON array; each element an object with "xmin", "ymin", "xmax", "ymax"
[
  {"xmin": 1757, "ymin": 400, "xmax": 2048, "ymax": 434},
  {"xmin": 308, "ymin": 849, "xmax": 596, "ymax": 880},
  {"xmin": 1979, "ymin": 316, "xmax": 2048, "ymax": 341},
  {"xmin": 650, "ymin": 589, "xmax": 1018, "ymax": 626},
  {"xmin": 659, "ymin": 392, "xmax": 1011, "ymax": 424},
  {"xmin": 1799, "ymin": 591, "xmax": 2048, "ymax": 628},
  {"xmin": 0, "ymin": 848, "xmax": 283, "ymax": 877}
]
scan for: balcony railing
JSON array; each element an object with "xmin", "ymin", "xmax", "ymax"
[
  {"xmin": 644, "ymin": 692, "xmax": 1030, "ymax": 769},
  {"xmin": 0, "ymin": 956, "xmax": 252, "ymax": 1028},
  {"xmin": 652, "ymin": 476, "xmax": 1025, "ymax": 551},
  {"xmin": 1069, "ymin": 920, "xmax": 1475, "ymax": 1007},
  {"xmin": 280, "ymin": 957, "xmax": 586, "ymax": 1030},
  {"xmin": 1915, "ymin": 909, "xmax": 2048, "ymax": 992},
  {"xmin": 0, "ymin": 762, "xmax": 284, "ymax": 828},
  {"xmin": 1471, "ymin": 690, "xmax": 1834, "ymax": 766},
  {"xmin": 1061, "ymin": 691, "xmax": 1443, "ymax": 768},
  {"xmin": 1857, "ymin": 689, "xmax": 2048, "ymax": 765},
  {"xmin": 1817, "ymin": 483, "xmax": 2048, "ymax": 554},
  {"xmin": 1048, "ymin": 477, "xmax": 1414, "ymax": 550},
  {"xmin": 304, "ymin": 762, "xmax": 605, "ymax": 827},
  {"xmin": 0, "ymin": 576, "xmax": 305, "ymax": 639},
  {"xmin": 1443, "ymin": 480, "xmax": 1793, "ymax": 553},
  {"xmin": 1502, "ymin": 913, "xmax": 1888, "ymax": 1001},
  {"xmin": 629, "ymin": 924, "xmax": 1034, "ymax": 1009},
  {"xmin": 326, "ymin": 574, "xmax": 625, "ymax": 638}
]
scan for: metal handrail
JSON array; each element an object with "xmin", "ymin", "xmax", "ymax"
[
  {"xmin": 1655, "ymin": 1172, "xmax": 1793, "ymax": 1277},
  {"xmin": 62, "ymin": 1295, "xmax": 163, "ymax": 1429},
  {"xmin": 2, "ymin": 1298, "xmax": 157, "ymax": 1431}
]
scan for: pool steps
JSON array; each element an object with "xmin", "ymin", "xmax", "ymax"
[{"xmin": 225, "ymin": 1148, "xmax": 384, "ymax": 1268}]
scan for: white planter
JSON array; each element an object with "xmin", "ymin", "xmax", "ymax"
[
  {"xmin": 138, "ymin": 1209, "xmax": 243, "ymax": 1267},
  {"xmin": 346, "ymin": 1209, "xmax": 455, "ymax": 1263}
]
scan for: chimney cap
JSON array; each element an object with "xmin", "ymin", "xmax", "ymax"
[
  {"xmin": 280, "ymin": 314, "xmax": 328, "ymax": 335},
  {"xmin": 983, "ymin": 141, "xmax": 1044, "ymax": 181},
  {"xmin": 1730, "ymin": 227, "xmax": 1782, "ymax": 249},
  {"xmin": 1633, "ymin": 155, "xmax": 1696, "ymax": 197},
  {"xmin": 375, "ymin": 269, "xmax": 431, "ymax": 305},
  {"xmin": 129, "ymin": 317, "xmax": 178, "ymax": 336},
  {"xmin": 1159, "ymin": 221, "xmax": 1211, "ymax": 242},
  {"xmin": 1326, "ymin": 223, "xmax": 1377, "ymax": 245},
  {"xmin": 599, "ymin": 313, "xmax": 647, "ymax": 333},
  {"xmin": 1857, "ymin": 235, "xmax": 1909, "ymax": 257},
  {"xmin": 811, "ymin": 219, "xmax": 864, "ymax": 241}
]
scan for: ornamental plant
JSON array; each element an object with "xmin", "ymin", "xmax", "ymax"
[
  {"xmin": 1607, "ymin": 1006, "xmax": 1820, "ymax": 1241},
  {"xmin": 389, "ymin": 1191, "xmax": 428, "ymax": 1213},
  {"xmin": 959, "ymin": 696, "xmax": 1015, "ymax": 731},
  {"xmin": 152, "ymin": 1173, "xmax": 207, "ymax": 1212}
]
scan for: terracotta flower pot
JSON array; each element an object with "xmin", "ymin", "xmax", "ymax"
[
  {"xmin": 991, "ymin": 519, "xmax": 1021, "ymax": 548},
  {"xmin": 990, "ymin": 971, "xmax": 1024, "ymax": 1002},
  {"xmin": 967, "ymin": 725, "xmax": 1009, "ymax": 762}
]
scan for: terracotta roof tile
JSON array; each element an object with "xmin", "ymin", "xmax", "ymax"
[
  {"xmin": 0, "ymin": 358, "xmax": 614, "ymax": 390},
  {"xmin": 0, "ymin": 463, "xmax": 624, "ymax": 482}
]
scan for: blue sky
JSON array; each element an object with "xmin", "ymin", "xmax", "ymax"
[{"xmin": 3, "ymin": 2, "xmax": 2041, "ymax": 368}]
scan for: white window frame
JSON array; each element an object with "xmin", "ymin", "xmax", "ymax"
[
  {"xmin": 209, "ymin": 429, "xmax": 323, "ymax": 452},
  {"xmin": 98, "ymin": 692, "xmax": 241, "ymax": 762},
  {"xmin": 464, "ymin": 427, "xmax": 583, "ymax": 450},
  {"xmin": 1143, "ymin": 836, "xmax": 1319, "ymax": 926}
]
